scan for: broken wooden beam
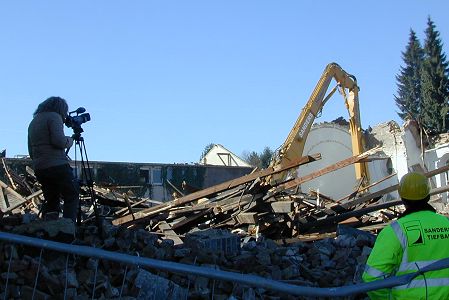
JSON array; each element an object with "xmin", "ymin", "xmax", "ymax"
[
  {"xmin": 112, "ymin": 154, "xmax": 320, "ymax": 226},
  {"xmin": 157, "ymin": 221, "xmax": 184, "ymax": 245},
  {"xmin": 166, "ymin": 179, "xmax": 185, "ymax": 197},
  {"xmin": 273, "ymin": 148, "xmax": 379, "ymax": 193},
  {"xmin": 335, "ymin": 172, "xmax": 397, "ymax": 203},
  {"xmin": 234, "ymin": 212, "xmax": 259, "ymax": 224},
  {"xmin": 2, "ymin": 158, "xmax": 17, "ymax": 190},
  {"xmin": 270, "ymin": 201, "xmax": 294, "ymax": 213},
  {"xmin": 299, "ymin": 183, "xmax": 449, "ymax": 233},
  {"xmin": 299, "ymin": 200, "xmax": 402, "ymax": 233},
  {"xmin": 339, "ymin": 163, "xmax": 449, "ymax": 210},
  {"xmin": 171, "ymin": 209, "xmax": 212, "ymax": 231},
  {"xmin": 0, "ymin": 180, "xmax": 29, "ymax": 214}
]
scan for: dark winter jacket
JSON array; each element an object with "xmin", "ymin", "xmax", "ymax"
[{"xmin": 28, "ymin": 112, "xmax": 73, "ymax": 170}]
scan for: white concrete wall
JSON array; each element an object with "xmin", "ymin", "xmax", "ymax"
[
  {"xmin": 403, "ymin": 123, "xmax": 426, "ymax": 175},
  {"xmin": 425, "ymin": 143, "xmax": 449, "ymax": 203},
  {"xmin": 298, "ymin": 123, "xmax": 358, "ymax": 199}
]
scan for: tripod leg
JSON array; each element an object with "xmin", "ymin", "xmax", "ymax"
[
  {"xmin": 75, "ymin": 139, "xmax": 104, "ymax": 239},
  {"xmin": 77, "ymin": 200, "xmax": 82, "ymax": 226}
]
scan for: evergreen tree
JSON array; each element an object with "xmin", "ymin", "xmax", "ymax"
[
  {"xmin": 394, "ymin": 29, "xmax": 424, "ymax": 122},
  {"xmin": 420, "ymin": 17, "xmax": 449, "ymax": 133},
  {"xmin": 259, "ymin": 147, "xmax": 274, "ymax": 168},
  {"xmin": 242, "ymin": 146, "xmax": 274, "ymax": 168},
  {"xmin": 199, "ymin": 143, "xmax": 214, "ymax": 162},
  {"xmin": 242, "ymin": 150, "xmax": 261, "ymax": 168}
]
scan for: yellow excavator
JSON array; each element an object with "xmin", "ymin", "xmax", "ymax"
[{"xmin": 267, "ymin": 62, "xmax": 368, "ymax": 186}]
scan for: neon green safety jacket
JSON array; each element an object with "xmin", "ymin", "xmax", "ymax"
[{"xmin": 362, "ymin": 210, "xmax": 449, "ymax": 299}]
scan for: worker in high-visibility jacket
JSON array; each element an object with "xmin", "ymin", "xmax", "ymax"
[{"xmin": 362, "ymin": 172, "xmax": 449, "ymax": 299}]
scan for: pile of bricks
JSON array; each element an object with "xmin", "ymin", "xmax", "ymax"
[{"xmin": 0, "ymin": 215, "xmax": 373, "ymax": 299}]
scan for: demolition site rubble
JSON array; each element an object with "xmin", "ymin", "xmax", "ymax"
[
  {"xmin": 1, "ymin": 216, "xmax": 375, "ymax": 299},
  {"xmin": 1, "ymin": 152, "xmax": 449, "ymax": 299}
]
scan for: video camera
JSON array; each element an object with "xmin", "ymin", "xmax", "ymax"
[
  {"xmin": 65, "ymin": 107, "xmax": 91, "ymax": 130},
  {"xmin": 65, "ymin": 107, "xmax": 91, "ymax": 140}
]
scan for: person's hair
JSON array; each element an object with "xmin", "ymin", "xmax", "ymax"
[
  {"xmin": 33, "ymin": 97, "xmax": 69, "ymax": 119},
  {"xmin": 402, "ymin": 195, "xmax": 430, "ymax": 204},
  {"xmin": 401, "ymin": 196, "xmax": 435, "ymax": 217}
]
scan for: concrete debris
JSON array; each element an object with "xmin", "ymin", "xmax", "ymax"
[
  {"xmin": 133, "ymin": 269, "xmax": 188, "ymax": 300},
  {"xmin": 0, "ymin": 215, "xmax": 374, "ymax": 299},
  {"xmin": 12, "ymin": 218, "xmax": 75, "ymax": 238},
  {"xmin": 185, "ymin": 229, "xmax": 241, "ymax": 255}
]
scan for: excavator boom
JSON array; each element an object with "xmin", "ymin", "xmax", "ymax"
[{"xmin": 268, "ymin": 62, "xmax": 367, "ymax": 185}]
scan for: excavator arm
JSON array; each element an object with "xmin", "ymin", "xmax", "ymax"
[{"xmin": 268, "ymin": 62, "xmax": 367, "ymax": 185}]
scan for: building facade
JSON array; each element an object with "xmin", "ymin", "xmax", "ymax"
[{"xmin": 1, "ymin": 158, "xmax": 252, "ymax": 202}]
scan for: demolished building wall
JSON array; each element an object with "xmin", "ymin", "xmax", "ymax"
[
  {"xmin": 296, "ymin": 120, "xmax": 428, "ymax": 202},
  {"xmin": 365, "ymin": 120, "xmax": 449, "ymax": 204},
  {"xmin": 425, "ymin": 143, "xmax": 449, "ymax": 203},
  {"xmin": 425, "ymin": 134, "xmax": 449, "ymax": 204},
  {"xmin": 364, "ymin": 120, "xmax": 427, "ymax": 200},
  {"xmin": 1, "ymin": 158, "xmax": 252, "ymax": 202},
  {"xmin": 364, "ymin": 121, "xmax": 404, "ymax": 200}
]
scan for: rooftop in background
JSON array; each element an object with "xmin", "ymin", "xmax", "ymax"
[{"xmin": 200, "ymin": 144, "xmax": 251, "ymax": 167}]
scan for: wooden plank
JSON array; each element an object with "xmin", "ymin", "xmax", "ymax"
[
  {"xmin": 167, "ymin": 193, "xmax": 255, "ymax": 216},
  {"xmin": 2, "ymin": 159, "xmax": 17, "ymax": 190},
  {"xmin": 0, "ymin": 185, "xmax": 5, "ymax": 209},
  {"xmin": 123, "ymin": 193, "xmax": 135, "ymax": 220},
  {"xmin": 299, "ymin": 200, "xmax": 403, "ymax": 233},
  {"xmin": 338, "ymin": 216, "xmax": 360, "ymax": 225},
  {"xmin": 114, "ymin": 198, "xmax": 148, "ymax": 216},
  {"xmin": 300, "ymin": 183, "xmax": 449, "ymax": 233},
  {"xmin": 157, "ymin": 221, "xmax": 183, "ymax": 245},
  {"xmin": 171, "ymin": 209, "xmax": 211, "ymax": 231},
  {"xmin": 25, "ymin": 190, "xmax": 43, "ymax": 201},
  {"xmin": 270, "ymin": 201, "xmax": 294, "ymax": 213},
  {"xmin": 335, "ymin": 172, "xmax": 397, "ymax": 203},
  {"xmin": 234, "ymin": 212, "xmax": 259, "ymax": 224},
  {"xmin": 340, "ymin": 185, "xmax": 398, "ymax": 210},
  {"xmin": 339, "ymin": 164, "xmax": 449, "ymax": 210},
  {"xmin": 274, "ymin": 148, "xmax": 379, "ymax": 192},
  {"xmin": 425, "ymin": 164, "xmax": 449, "ymax": 179},
  {"xmin": 112, "ymin": 154, "xmax": 320, "ymax": 226},
  {"xmin": 212, "ymin": 198, "xmax": 260, "ymax": 228},
  {"xmin": 166, "ymin": 179, "xmax": 184, "ymax": 197},
  {"xmin": 0, "ymin": 180, "xmax": 29, "ymax": 213}
]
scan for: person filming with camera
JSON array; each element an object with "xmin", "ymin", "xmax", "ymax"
[{"xmin": 28, "ymin": 96, "xmax": 79, "ymax": 222}]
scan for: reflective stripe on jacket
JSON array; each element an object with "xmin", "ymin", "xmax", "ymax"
[{"xmin": 362, "ymin": 210, "xmax": 449, "ymax": 300}]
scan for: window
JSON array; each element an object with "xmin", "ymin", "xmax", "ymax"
[
  {"xmin": 152, "ymin": 167, "xmax": 162, "ymax": 185},
  {"xmin": 139, "ymin": 169, "xmax": 149, "ymax": 184},
  {"xmin": 386, "ymin": 158, "xmax": 394, "ymax": 175},
  {"xmin": 73, "ymin": 165, "xmax": 95, "ymax": 184},
  {"xmin": 140, "ymin": 167, "xmax": 163, "ymax": 185}
]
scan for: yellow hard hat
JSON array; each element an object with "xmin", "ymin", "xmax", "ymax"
[{"xmin": 398, "ymin": 172, "xmax": 430, "ymax": 201}]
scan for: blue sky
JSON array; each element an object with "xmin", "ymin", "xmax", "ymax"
[{"xmin": 1, "ymin": 1, "xmax": 448, "ymax": 164}]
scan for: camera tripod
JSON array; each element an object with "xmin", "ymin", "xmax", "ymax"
[{"xmin": 71, "ymin": 129, "xmax": 102, "ymax": 234}]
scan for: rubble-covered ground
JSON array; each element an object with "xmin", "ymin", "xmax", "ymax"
[{"xmin": 0, "ymin": 213, "xmax": 373, "ymax": 300}]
